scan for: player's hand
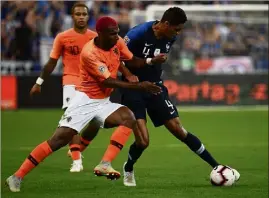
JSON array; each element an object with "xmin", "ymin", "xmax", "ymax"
[
  {"xmin": 30, "ymin": 84, "xmax": 41, "ymax": 97},
  {"xmin": 138, "ymin": 81, "xmax": 162, "ymax": 95},
  {"xmin": 126, "ymin": 75, "xmax": 139, "ymax": 83},
  {"xmin": 151, "ymin": 53, "xmax": 168, "ymax": 64}
]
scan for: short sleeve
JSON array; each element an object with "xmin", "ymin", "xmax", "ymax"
[
  {"xmin": 117, "ymin": 37, "xmax": 133, "ymax": 61},
  {"xmin": 123, "ymin": 26, "xmax": 144, "ymax": 51},
  {"xmin": 81, "ymin": 53, "xmax": 111, "ymax": 82},
  {"xmin": 50, "ymin": 34, "xmax": 63, "ymax": 59}
]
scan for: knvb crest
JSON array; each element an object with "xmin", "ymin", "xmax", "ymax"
[{"xmin": 113, "ymin": 48, "xmax": 119, "ymax": 55}]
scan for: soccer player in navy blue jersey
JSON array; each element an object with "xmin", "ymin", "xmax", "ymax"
[{"xmin": 121, "ymin": 7, "xmax": 240, "ymax": 186}]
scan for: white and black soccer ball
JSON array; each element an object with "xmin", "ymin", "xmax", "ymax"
[{"xmin": 210, "ymin": 165, "xmax": 235, "ymax": 186}]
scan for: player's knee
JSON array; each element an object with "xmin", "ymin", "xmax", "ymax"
[
  {"xmin": 174, "ymin": 125, "xmax": 188, "ymax": 140},
  {"xmin": 138, "ymin": 138, "xmax": 149, "ymax": 149},
  {"xmin": 48, "ymin": 127, "xmax": 77, "ymax": 151},
  {"xmin": 167, "ymin": 119, "xmax": 188, "ymax": 140},
  {"xmin": 120, "ymin": 108, "xmax": 136, "ymax": 129}
]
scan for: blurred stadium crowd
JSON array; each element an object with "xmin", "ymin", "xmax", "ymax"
[{"xmin": 1, "ymin": 1, "xmax": 268, "ymax": 71}]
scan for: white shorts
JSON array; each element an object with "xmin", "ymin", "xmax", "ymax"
[
  {"xmin": 58, "ymin": 91, "xmax": 124, "ymax": 133},
  {"xmin": 62, "ymin": 85, "xmax": 76, "ymax": 109}
]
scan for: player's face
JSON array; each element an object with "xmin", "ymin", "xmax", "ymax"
[
  {"xmin": 163, "ymin": 22, "xmax": 184, "ymax": 39},
  {"xmin": 72, "ymin": 7, "xmax": 89, "ymax": 29},
  {"xmin": 103, "ymin": 26, "xmax": 120, "ymax": 48}
]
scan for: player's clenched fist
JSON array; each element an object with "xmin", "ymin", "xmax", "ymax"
[
  {"xmin": 151, "ymin": 53, "xmax": 168, "ymax": 64},
  {"xmin": 30, "ymin": 84, "xmax": 41, "ymax": 97},
  {"xmin": 138, "ymin": 81, "xmax": 162, "ymax": 95}
]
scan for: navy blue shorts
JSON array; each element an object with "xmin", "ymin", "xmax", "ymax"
[{"xmin": 121, "ymin": 82, "xmax": 178, "ymax": 127}]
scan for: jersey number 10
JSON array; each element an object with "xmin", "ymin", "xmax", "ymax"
[{"xmin": 69, "ymin": 46, "xmax": 80, "ymax": 55}]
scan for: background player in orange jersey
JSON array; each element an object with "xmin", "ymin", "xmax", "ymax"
[
  {"xmin": 29, "ymin": 2, "xmax": 97, "ymax": 173},
  {"xmin": 6, "ymin": 16, "xmax": 162, "ymax": 192},
  {"xmin": 30, "ymin": 2, "xmax": 167, "ymax": 174}
]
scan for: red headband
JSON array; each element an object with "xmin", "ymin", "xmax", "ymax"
[{"xmin": 96, "ymin": 16, "xmax": 118, "ymax": 32}]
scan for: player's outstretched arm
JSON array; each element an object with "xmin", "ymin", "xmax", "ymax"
[
  {"xmin": 102, "ymin": 77, "xmax": 161, "ymax": 95},
  {"xmin": 30, "ymin": 58, "xmax": 58, "ymax": 97},
  {"xmin": 125, "ymin": 54, "xmax": 168, "ymax": 69}
]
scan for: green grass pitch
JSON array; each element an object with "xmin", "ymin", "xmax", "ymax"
[{"xmin": 1, "ymin": 107, "xmax": 268, "ymax": 198}]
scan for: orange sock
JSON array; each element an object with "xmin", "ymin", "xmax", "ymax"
[
  {"xmin": 102, "ymin": 126, "xmax": 132, "ymax": 162},
  {"xmin": 15, "ymin": 141, "xmax": 53, "ymax": 179},
  {"xmin": 69, "ymin": 144, "xmax": 81, "ymax": 160},
  {"xmin": 80, "ymin": 137, "xmax": 91, "ymax": 152}
]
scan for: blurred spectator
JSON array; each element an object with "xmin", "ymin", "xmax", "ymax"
[
  {"xmin": 222, "ymin": 23, "xmax": 248, "ymax": 56},
  {"xmin": 1, "ymin": 0, "xmax": 268, "ymax": 73}
]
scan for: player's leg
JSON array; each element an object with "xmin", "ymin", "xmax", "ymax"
[
  {"xmin": 123, "ymin": 119, "xmax": 149, "ymax": 186},
  {"xmin": 95, "ymin": 102, "xmax": 149, "ymax": 181},
  {"xmin": 62, "ymin": 85, "xmax": 83, "ymax": 171},
  {"xmin": 93, "ymin": 125, "xmax": 132, "ymax": 177},
  {"xmin": 164, "ymin": 117, "xmax": 219, "ymax": 168},
  {"xmin": 147, "ymin": 84, "xmax": 219, "ymax": 168},
  {"xmin": 145, "ymin": 84, "xmax": 239, "ymax": 181},
  {"xmin": 6, "ymin": 91, "xmax": 101, "ymax": 192},
  {"xmin": 98, "ymin": 89, "xmax": 133, "ymax": 165},
  {"xmin": 119, "ymin": 92, "xmax": 149, "ymax": 186},
  {"xmin": 6, "ymin": 126, "xmax": 78, "ymax": 192},
  {"xmin": 93, "ymin": 91, "xmax": 146, "ymax": 182}
]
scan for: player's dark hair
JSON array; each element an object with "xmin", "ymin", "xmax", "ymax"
[
  {"xmin": 161, "ymin": 7, "xmax": 187, "ymax": 25},
  {"xmin": 71, "ymin": 2, "xmax": 89, "ymax": 15}
]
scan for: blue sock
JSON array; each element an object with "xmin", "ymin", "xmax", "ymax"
[{"xmin": 182, "ymin": 132, "xmax": 219, "ymax": 168}]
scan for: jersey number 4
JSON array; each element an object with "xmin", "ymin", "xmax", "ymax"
[
  {"xmin": 165, "ymin": 100, "xmax": 176, "ymax": 115},
  {"xmin": 143, "ymin": 47, "xmax": 161, "ymax": 58},
  {"xmin": 165, "ymin": 100, "xmax": 174, "ymax": 110},
  {"xmin": 143, "ymin": 47, "xmax": 150, "ymax": 58}
]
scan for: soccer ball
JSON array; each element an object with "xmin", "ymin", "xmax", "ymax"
[{"xmin": 210, "ymin": 165, "xmax": 235, "ymax": 186}]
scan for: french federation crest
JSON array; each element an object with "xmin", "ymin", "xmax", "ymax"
[{"xmin": 154, "ymin": 48, "xmax": 161, "ymax": 57}]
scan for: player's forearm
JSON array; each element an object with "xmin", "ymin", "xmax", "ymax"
[
  {"xmin": 39, "ymin": 58, "xmax": 58, "ymax": 81},
  {"xmin": 124, "ymin": 56, "xmax": 147, "ymax": 68},
  {"xmin": 102, "ymin": 77, "xmax": 140, "ymax": 90},
  {"xmin": 118, "ymin": 62, "xmax": 133, "ymax": 77}
]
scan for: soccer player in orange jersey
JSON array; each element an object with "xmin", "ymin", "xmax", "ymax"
[
  {"xmin": 6, "ymin": 16, "xmax": 163, "ymax": 192},
  {"xmin": 30, "ymin": 3, "xmax": 97, "ymax": 173},
  {"xmin": 30, "ymin": 3, "xmax": 162, "ymax": 173}
]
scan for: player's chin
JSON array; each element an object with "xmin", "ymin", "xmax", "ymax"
[
  {"xmin": 77, "ymin": 22, "xmax": 87, "ymax": 28},
  {"xmin": 110, "ymin": 41, "xmax": 117, "ymax": 47}
]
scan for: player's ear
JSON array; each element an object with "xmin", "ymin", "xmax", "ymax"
[
  {"xmin": 163, "ymin": 21, "xmax": 171, "ymax": 30},
  {"xmin": 164, "ymin": 21, "xmax": 170, "ymax": 27}
]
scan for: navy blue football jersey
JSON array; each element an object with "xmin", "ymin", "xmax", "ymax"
[{"xmin": 124, "ymin": 21, "xmax": 177, "ymax": 82}]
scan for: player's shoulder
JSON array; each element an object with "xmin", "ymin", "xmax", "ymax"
[
  {"xmin": 81, "ymin": 40, "xmax": 98, "ymax": 58},
  {"xmin": 57, "ymin": 28, "xmax": 74, "ymax": 37},
  {"xmin": 54, "ymin": 28, "xmax": 75, "ymax": 42},
  {"xmin": 127, "ymin": 21, "xmax": 155, "ymax": 36},
  {"xmin": 86, "ymin": 29, "xmax": 98, "ymax": 37}
]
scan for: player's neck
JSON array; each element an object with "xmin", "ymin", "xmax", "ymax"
[
  {"xmin": 94, "ymin": 37, "xmax": 111, "ymax": 51},
  {"xmin": 73, "ymin": 27, "xmax": 87, "ymax": 34},
  {"xmin": 152, "ymin": 22, "xmax": 164, "ymax": 39}
]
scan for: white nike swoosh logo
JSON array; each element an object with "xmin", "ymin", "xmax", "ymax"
[
  {"xmin": 145, "ymin": 43, "xmax": 153, "ymax": 46},
  {"xmin": 170, "ymin": 110, "xmax": 175, "ymax": 114}
]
